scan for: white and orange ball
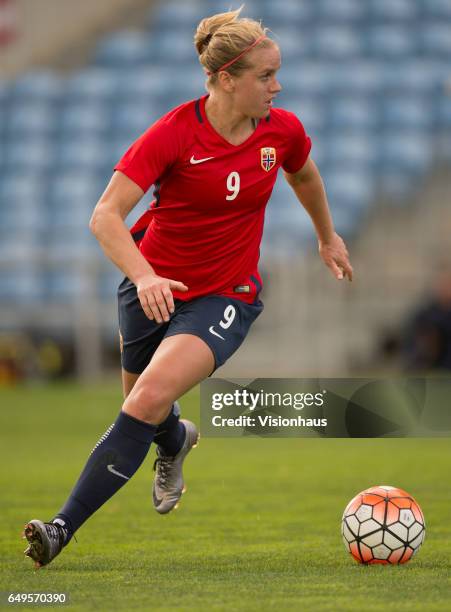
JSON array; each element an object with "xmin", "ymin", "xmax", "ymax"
[{"xmin": 342, "ymin": 486, "xmax": 425, "ymax": 564}]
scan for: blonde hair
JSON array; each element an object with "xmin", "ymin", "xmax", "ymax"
[{"xmin": 194, "ymin": 6, "xmax": 274, "ymax": 85}]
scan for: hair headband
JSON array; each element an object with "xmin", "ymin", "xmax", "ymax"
[{"xmin": 206, "ymin": 35, "xmax": 267, "ymax": 76}]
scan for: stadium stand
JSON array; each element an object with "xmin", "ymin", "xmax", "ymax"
[{"xmin": 1, "ymin": 0, "xmax": 450, "ymax": 376}]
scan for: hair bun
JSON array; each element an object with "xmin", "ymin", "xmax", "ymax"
[{"xmin": 194, "ymin": 7, "xmax": 269, "ymax": 68}]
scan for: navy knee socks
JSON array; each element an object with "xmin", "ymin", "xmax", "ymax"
[
  {"xmin": 53, "ymin": 411, "xmax": 157, "ymax": 540},
  {"xmin": 153, "ymin": 402, "xmax": 186, "ymax": 456}
]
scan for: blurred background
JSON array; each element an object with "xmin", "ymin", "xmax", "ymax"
[{"xmin": 1, "ymin": 0, "xmax": 451, "ymax": 384}]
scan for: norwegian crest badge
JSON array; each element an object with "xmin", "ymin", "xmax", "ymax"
[{"xmin": 260, "ymin": 147, "xmax": 276, "ymax": 172}]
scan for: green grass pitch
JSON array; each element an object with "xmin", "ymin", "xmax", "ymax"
[{"xmin": 1, "ymin": 381, "xmax": 450, "ymax": 611}]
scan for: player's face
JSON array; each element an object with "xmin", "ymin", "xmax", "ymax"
[{"xmin": 234, "ymin": 44, "xmax": 282, "ymax": 118}]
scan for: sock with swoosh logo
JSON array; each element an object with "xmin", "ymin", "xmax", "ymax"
[{"xmin": 52, "ymin": 411, "xmax": 157, "ymax": 541}]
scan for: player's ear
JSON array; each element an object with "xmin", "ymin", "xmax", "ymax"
[{"xmin": 218, "ymin": 71, "xmax": 235, "ymax": 93}]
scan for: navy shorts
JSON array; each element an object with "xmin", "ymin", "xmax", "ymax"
[{"xmin": 117, "ymin": 277, "xmax": 264, "ymax": 374}]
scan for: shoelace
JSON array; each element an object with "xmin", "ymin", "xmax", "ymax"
[
  {"xmin": 153, "ymin": 455, "xmax": 174, "ymax": 487},
  {"xmin": 44, "ymin": 523, "xmax": 65, "ymax": 543},
  {"xmin": 46, "ymin": 522, "xmax": 77, "ymax": 545}
]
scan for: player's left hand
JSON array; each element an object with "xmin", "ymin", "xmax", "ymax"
[{"xmin": 318, "ymin": 232, "xmax": 353, "ymax": 281}]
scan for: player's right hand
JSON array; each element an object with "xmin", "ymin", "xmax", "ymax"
[{"xmin": 136, "ymin": 273, "xmax": 188, "ymax": 323}]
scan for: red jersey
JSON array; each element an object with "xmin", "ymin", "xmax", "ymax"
[{"xmin": 114, "ymin": 94, "xmax": 311, "ymax": 304}]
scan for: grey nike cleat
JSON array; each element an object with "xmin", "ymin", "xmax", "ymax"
[
  {"xmin": 152, "ymin": 419, "xmax": 199, "ymax": 514},
  {"xmin": 23, "ymin": 520, "xmax": 66, "ymax": 569}
]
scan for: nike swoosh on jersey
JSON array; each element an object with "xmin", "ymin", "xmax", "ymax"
[
  {"xmin": 190, "ymin": 155, "xmax": 215, "ymax": 164},
  {"xmin": 107, "ymin": 464, "xmax": 130, "ymax": 480},
  {"xmin": 209, "ymin": 326, "xmax": 225, "ymax": 341}
]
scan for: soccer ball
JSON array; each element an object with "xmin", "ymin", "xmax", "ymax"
[{"xmin": 341, "ymin": 485, "xmax": 425, "ymax": 564}]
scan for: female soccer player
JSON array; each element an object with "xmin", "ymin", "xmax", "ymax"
[{"xmin": 23, "ymin": 7, "xmax": 353, "ymax": 568}]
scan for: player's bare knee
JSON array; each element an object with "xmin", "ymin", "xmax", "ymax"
[{"xmin": 122, "ymin": 384, "xmax": 172, "ymax": 424}]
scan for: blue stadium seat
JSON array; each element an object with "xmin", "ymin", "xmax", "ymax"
[
  {"xmin": 115, "ymin": 67, "xmax": 167, "ymax": 103},
  {"xmin": 54, "ymin": 137, "xmax": 108, "ymax": 171},
  {"xmin": 150, "ymin": 31, "xmax": 198, "ymax": 64},
  {"xmin": 0, "ymin": 173, "xmax": 45, "ymax": 202},
  {"xmin": 140, "ymin": 66, "xmax": 181, "ymax": 103},
  {"xmin": 316, "ymin": 0, "xmax": 365, "ymax": 23},
  {"xmin": 331, "ymin": 206, "xmax": 362, "ymax": 238},
  {"xmin": 330, "ymin": 61, "xmax": 385, "ymax": 95},
  {"xmin": 94, "ymin": 30, "xmax": 154, "ymax": 67},
  {"xmin": 48, "ymin": 172, "xmax": 102, "ymax": 212},
  {"xmin": 45, "ymin": 229, "xmax": 100, "ymax": 267},
  {"xmin": 10, "ymin": 71, "xmax": 62, "ymax": 103},
  {"xmin": 263, "ymin": 201, "xmax": 317, "ymax": 248},
  {"xmin": 105, "ymin": 135, "xmax": 137, "ymax": 171},
  {"xmin": 368, "ymin": 0, "xmax": 418, "ymax": 21},
  {"xmin": 311, "ymin": 26, "xmax": 362, "ymax": 58},
  {"xmin": 282, "ymin": 62, "xmax": 335, "ymax": 97},
  {"xmin": 49, "ymin": 204, "xmax": 94, "ymax": 232},
  {"xmin": 148, "ymin": 1, "xmax": 206, "ymax": 31},
  {"xmin": 128, "ymin": 65, "xmax": 204, "ymax": 107},
  {"xmin": 377, "ymin": 130, "xmax": 434, "ymax": 175},
  {"xmin": 0, "ymin": 267, "xmax": 44, "ymax": 303},
  {"xmin": 168, "ymin": 68, "xmax": 205, "ymax": 98},
  {"xmin": 99, "ymin": 268, "xmax": 124, "ymax": 300},
  {"xmin": 268, "ymin": 27, "xmax": 313, "ymax": 60},
  {"xmin": 366, "ymin": 26, "xmax": 417, "ymax": 58},
  {"xmin": 4, "ymin": 137, "xmax": 54, "ymax": 172},
  {"xmin": 261, "ymin": 0, "xmax": 315, "ymax": 27},
  {"xmin": 59, "ymin": 102, "xmax": 109, "ymax": 135},
  {"xmin": 438, "ymin": 97, "xmax": 451, "ymax": 128},
  {"xmin": 65, "ymin": 68, "xmax": 118, "ymax": 101},
  {"xmin": 203, "ymin": 0, "xmax": 261, "ymax": 22},
  {"xmin": 382, "ymin": 96, "xmax": 434, "ymax": 130},
  {"xmin": 0, "ymin": 174, "xmax": 47, "ymax": 233},
  {"xmin": 270, "ymin": 173, "xmax": 298, "ymax": 206},
  {"xmin": 0, "ymin": 185, "xmax": 46, "ymax": 242},
  {"xmin": 111, "ymin": 102, "xmax": 154, "ymax": 138},
  {"xmin": 6, "ymin": 102, "xmax": 55, "ymax": 136},
  {"xmin": 421, "ymin": 0, "xmax": 451, "ymax": 20},
  {"xmin": 45, "ymin": 266, "xmax": 90, "ymax": 302},
  {"xmin": 327, "ymin": 132, "xmax": 377, "ymax": 166},
  {"xmin": 382, "ymin": 60, "xmax": 446, "ymax": 96},
  {"xmin": 327, "ymin": 96, "xmax": 378, "ymax": 131},
  {"xmin": 0, "ymin": 230, "xmax": 42, "ymax": 266},
  {"xmin": 267, "ymin": 176, "xmax": 318, "ymax": 245},
  {"xmin": 309, "ymin": 139, "xmax": 327, "ymax": 168},
  {"xmin": 114, "ymin": 66, "xmax": 199, "ymax": 110},
  {"xmin": 421, "ymin": 24, "xmax": 451, "ymax": 56},
  {"xmin": 0, "ymin": 199, "xmax": 45, "ymax": 233},
  {"xmin": 274, "ymin": 95, "xmax": 326, "ymax": 135},
  {"xmin": 323, "ymin": 167, "xmax": 375, "ymax": 213}
]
